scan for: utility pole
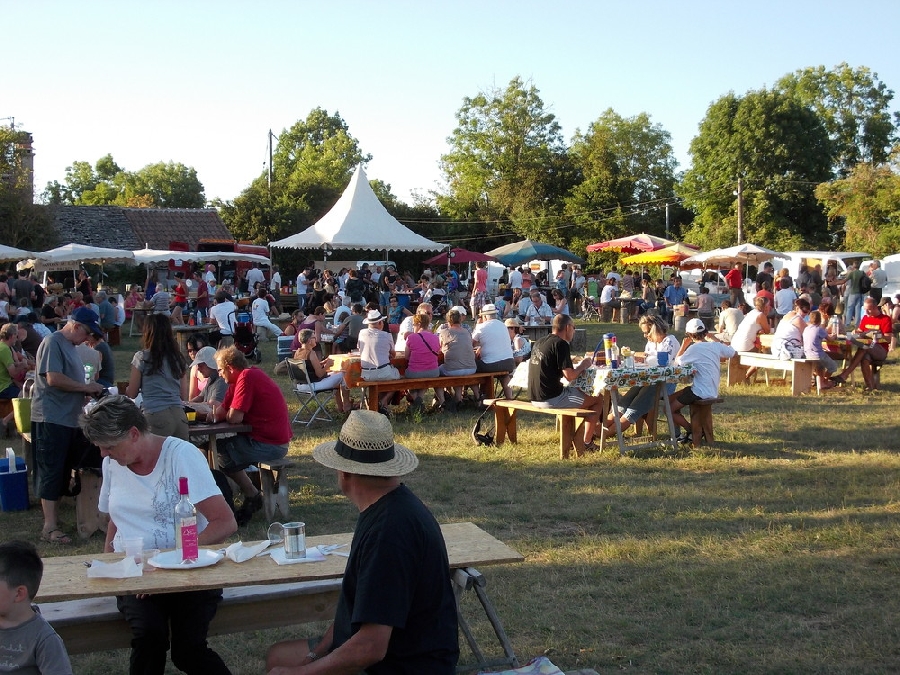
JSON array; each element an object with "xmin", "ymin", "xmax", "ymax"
[
  {"xmin": 267, "ymin": 129, "xmax": 274, "ymax": 191},
  {"xmin": 665, "ymin": 202, "xmax": 671, "ymax": 240},
  {"xmin": 736, "ymin": 177, "xmax": 744, "ymax": 244}
]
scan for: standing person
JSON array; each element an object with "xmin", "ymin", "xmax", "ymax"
[
  {"xmin": 867, "ymin": 260, "xmax": 888, "ymax": 304},
  {"xmin": 520, "ymin": 267, "xmax": 533, "ymax": 291},
  {"xmin": 469, "ymin": 261, "xmax": 488, "ymax": 319},
  {"xmin": 508, "ymin": 265, "xmax": 523, "ymax": 292},
  {"xmin": 266, "ymin": 411, "xmax": 458, "ymax": 675},
  {"xmin": 0, "ymin": 540, "xmax": 73, "ymax": 675},
  {"xmin": 193, "ymin": 271, "xmax": 209, "ymax": 322},
  {"xmin": 755, "ymin": 262, "xmax": 775, "ymax": 293},
  {"xmin": 80, "ymin": 396, "xmax": 236, "ymax": 675},
  {"xmin": 126, "ymin": 314, "xmax": 190, "ymax": 441},
  {"xmin": 296, "ymin": 267, "xmax": 310, "ymax": 312},
  {"xmin": 209, "ymin": 346, "xmax": 291, "ymax": 525},
  {"xmin": 773, "ymin": 277, "xmax": 797, "ymax": 321},
  {"xmin": 269, "ymin": 264, "xmax": 283, "ymax": 315},
  {"xmin": 251, "ymin": 287, "xmax": 283, "ymax": 341},
  {"xmin": 32, "ymin": 308, "xmax": 105, "ymax": 544},
  {"xmin": 11, "ymin": 269, "xmax": 34, "ymax": 313},
  {"xmin": 246, "ymin": 263, "xmax": 265, "ymax": 291},
  {"xmin": 725, "ymin": 263, "xmax": 745, "ymax": 308},
  {"xmin": 528, "ymin": 314, "xmax": 605, "ymax": 450},
  {"xmin": 669, "ymin": 319, "xmax": 735, "ymax": 444},
  {"xmin": 663, "ymin": 276, "xmax": 687, "ymax": 325},
  {"xmin": 838, "ymin": 262, "xmax": 866, "ymax": 326},
  {"xmin": 569, "ymin": 267, "xmax": 586, "ymax": 316},
  {"xmin": 85, "ymin": 331, "xmax": 115, "ymax": 388}
]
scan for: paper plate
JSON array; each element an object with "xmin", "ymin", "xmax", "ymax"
[{"xmin": 148, "ymin": 549, "xmax": 224, "ymax": 570}]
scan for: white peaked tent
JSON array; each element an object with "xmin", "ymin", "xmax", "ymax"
[{"xmin": 269, "ymin": 165, "xmax": 443, "ymax": 252}]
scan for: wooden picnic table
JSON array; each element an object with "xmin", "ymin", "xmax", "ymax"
[
  {"xmin": 36, "ymin": 521, "xmax": 523, "ymax": 603},
  {"xmin": 173, "ymin": 323, "xmax": 214, "ymax": 355},
  {"xmin": 521, "ymin": 323, "xmax": 552, "ymax": 341},
  {"xmin": 187, "ymin": 420, "xmax": 252, "ymax": 470}
]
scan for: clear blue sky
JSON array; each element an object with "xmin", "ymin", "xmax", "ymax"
[{"xmin": 7, "ymin": 0, "xmax": 900, "ymax": 205}]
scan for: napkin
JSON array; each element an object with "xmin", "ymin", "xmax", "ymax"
[
  {"xmin": 270, "ymin": 547, "xmax": 328, "ymax": 565},
  {"xmin": 86, "ymin": 557, "xmax": 143, "ymax": 578},
  {"xmin": 225, "ymin": 540, "xmax": 271, "ymax": 563}
]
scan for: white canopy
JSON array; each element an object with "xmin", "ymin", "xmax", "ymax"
[
  {"xmin": 269, "ymin": 165, "xmax": 443, "ymax": 252},
  {"xmin": 682, "ymin": 243, "xmax": 789, "ymax": 268},
  {"xmin": 132, "ymin": 248, "xmax": 270, "ymax": 266},
  {"xmin": 0, "ymin": 244, "xmax": 36, "ymax": 262},
  {"xmin": 32, "ymin": 243, "xmax": 136, "ymax": 272}
]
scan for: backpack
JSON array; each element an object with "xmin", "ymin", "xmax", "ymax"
[
  {"xmin": 471, "ymin": 403, "xmax": 495, "ymax": 446},
  {"xmin": 859, "ymin": 272, "xmax": 872, "ymax": 294}
]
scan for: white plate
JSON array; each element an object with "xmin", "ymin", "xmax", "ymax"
[{"xmin": 148, "ymin": 549, "xmax": 224, "ymax": 570}]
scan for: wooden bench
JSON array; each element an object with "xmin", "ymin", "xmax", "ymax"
[
  {"xmin": 43, "ymin": 579, "xmax": 342, "ymax": 655},
  {"xmin": 362, "ymin": 372, "xmax": 508, "ymax": 411},
  {"xmin": 689, "ymin": 397, "xmax": 723, "ymax": 448},
  {"xmin": 738, "ymin": 352, "xmax": 820, "ymax": 396},
  {"xmin": 257, "ymin": 458, "xmax": 295, "ymax": 521},
  {"xmin": 484, "ymin": 398, "xmax": 596, "ymax": 459}
]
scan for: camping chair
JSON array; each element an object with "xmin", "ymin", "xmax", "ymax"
[{"xmin": 285, "ymin": 358, "xmax": 336, "ymax": 427}]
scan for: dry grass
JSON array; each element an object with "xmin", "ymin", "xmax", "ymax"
[{"xmin": 10, "ymin": 321, "xmax": 900, "ymax": 674}]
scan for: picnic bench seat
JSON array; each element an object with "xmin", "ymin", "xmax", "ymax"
[
  {"xmin": 689, "ymin": 397, "xmax": 723, "ymax": 448},
  {"xmin": 257, "ymin": 458, "xmax": 295, "ymax": 521},
  {"xmin": 361, "ymin": 372, "xmax": 508, "ymax": 411},
  {"xmin": 42, "ymin": 579, "xmax": 343, "ymax": 655},
  {"xmin": 738, "ymin": 351, "xmax": 820, "ymax": 396},
  {"xmin": 484, "ymin": 398, "xmax": 596, "ymax": 459}
]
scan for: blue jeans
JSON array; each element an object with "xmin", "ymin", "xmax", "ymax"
[{"xmin": 845, "ymin": 293, "xmax": 863, "ymax": 325}]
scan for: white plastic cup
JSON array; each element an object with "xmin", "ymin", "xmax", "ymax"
[
  {"xmin": 123, "ymin": 537, "xmax": 144, "ymax": 565},
  {"xmin": 142, "ymin": 549, "xmax": 160, "ymax": 571}
]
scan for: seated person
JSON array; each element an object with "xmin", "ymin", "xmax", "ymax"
[
  {"xmin": 357, "ymin": 310, "xmax": 400, "ymax": 413},
  {"xmin": 0, "ymin": 540, "xmax": 73, "ymax": 674},
  {"xmin": 695, "ymin": 286, "xmax": 715, "ymax": 321},
  {"xmin": 472, "ymin": 304, "xmax": 515, "ymax": 399},
  {"xmin": 401, "ymin": 313, "xmax": 444, "ymax": 412},
  {"xmin": 599, "ymin": 278, "xmax": 620, "ymax": 320},
  {"xmin": 506, "ymin": 318, "xmax": 531, "ymax": 364},
  {"xmin": 716, "ymin": 299, "xmax": 744, "ymax": 342},
  {"xmin": 209, "ymin": 347, "xmax": 292, "ymax": 525},
  {"xmin": 663, "ymin": 276, "xmax": 687, "ymax": 324},
  {"xmin": 386, "ymin": 295, "xmax": 412, "ymax": 334},
  {"xmin": 292, "ymin": 329, "xmax": 352, "ymax": 413},
  {"xmin": 831, "ymin": 296, "xmax": 892, "ymax": 390},
  {"xmin": 669, "ymin": 319, "xmax": 735, "ymax": 444},
  {"xmin": 771, "ymin": 298, "xmax": 810, "ymax": 360},
  {"xmin": 803, "ymin": 310, "xmax": 837, "ymax": 391},
  {"xmin": 528, "ymin": 314, "xmax": 605, "ymax": 451},
  {"xmin": 523, "ymin": 291, "xmax": 553, "ymax": 325}
]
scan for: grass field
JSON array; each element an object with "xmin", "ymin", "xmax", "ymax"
[{"xmin": 6, "ymin": 320, "xmax": 900, "ymax": 674}]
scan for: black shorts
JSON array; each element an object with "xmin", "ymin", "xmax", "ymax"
[
  {"xmin": 676, "ymin": 387, "xmax": 703, "ymax": 406},
  {"xmin": 33, "ymin": 422, "xmax": 94, "ymax": 501}
]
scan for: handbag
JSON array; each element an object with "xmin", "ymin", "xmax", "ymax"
[{"xmin": 417, "ymin": 333, "xmax": 444, "ymax": 364}]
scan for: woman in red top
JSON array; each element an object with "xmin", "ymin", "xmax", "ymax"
[{"xmin": 831, "ymin": 297, "xmax": 892, "ymax": 390}]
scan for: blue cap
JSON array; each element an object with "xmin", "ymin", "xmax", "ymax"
[{"xmin": 72, "ymin": 307, "xmax": 103, "ymax": 337}]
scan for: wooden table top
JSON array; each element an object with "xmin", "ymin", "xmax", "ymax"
[
  {"xmin": 37, "ymin": 522, "xmax": 523, "ymax": 603},
  {"xmin": 173, "ymin": 324, "xmax": 214, "ymax": 334},
  {"xmin": 187, "ymin": 421, "xmax": 252, "ymax": 436}
]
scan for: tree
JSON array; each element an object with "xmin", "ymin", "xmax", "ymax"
[
  {"xmin": 777, "ymin": 63, "xmax": 898, "ymax": 177},
  {"xmin": 219, "ymin": 108, "xmax": 370, "ymax": 244},
  {"xmin": 43, "ymin": 155, "xmax": 205, "ymax": 208},
  {"xmin": 0, "ymin": 127, "xmax": 57, "ymax": 250},
  {"xmin": 678, "ymin": 89, "xmax": 834, "ymax": 250},
  {"xmin": 816, "ymin": 151, "xmax": 900, "ymax": 257},
  {"xmin": 437, "ymin": 77, "xmax": 572, "ymax": 242},
  {"xmin": 565, "ymin": 109, "xmax": 680, "ymax": 254}
]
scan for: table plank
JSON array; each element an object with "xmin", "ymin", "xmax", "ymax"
[{"xmin": 37, "ymin": 522, "xmax": 522, "ymax": 603}]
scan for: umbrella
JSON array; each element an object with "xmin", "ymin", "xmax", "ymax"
[
  {"xmin": 485, "ymin": 239, "xmax": 585, "ymax": 267},
  {"xmin": 620, "ymin": 242, "xmax": 700, "ymax": 266},
  {"xmin": 423, "ymin": 248, "xmax": 498, "ymax": 266},
  {"xmin": 586, "ymin": 233, "xmax": 676, "ymax": 254},
  {"xmin": 0, "ymin": 244, "xmax": 36, "ymax": 262},
  {"xmin": 682, "ymin": 243, "xmax": 788, "ymax": 269}
]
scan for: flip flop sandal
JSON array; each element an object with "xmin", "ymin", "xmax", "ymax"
[{"xmin": 41, "ymin": 529, "xmax": 73, "ymax": 545}]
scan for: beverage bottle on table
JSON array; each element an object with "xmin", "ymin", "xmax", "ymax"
[
  {"xmin": 175, "ymin": 476, "xmax": 199, "ymax": 563},
  {"xmin": 610, "ymin": 336, "xmax": 620, "ymax": 369}
]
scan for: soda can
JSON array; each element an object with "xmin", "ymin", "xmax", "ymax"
[{"xmin": 283, "ymin": 521, "xmax": 306, "ymax": 559}]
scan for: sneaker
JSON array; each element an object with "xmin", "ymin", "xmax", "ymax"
[
  {"xmin": 676, "ymin": 431, "xmax": 693, "ymax": 445},
  {"xmin": 829, "ymin": 374, "xmax": 845, "ymax": 385},
  {"xmin": 582, "ymin": 440, "xmax": 600, "ymax": 453}
]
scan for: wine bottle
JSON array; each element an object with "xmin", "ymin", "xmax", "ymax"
[
  {"xmin": 610, "ymin": 335, "xmax": 620, "ymax": 369},
  {"xmin": 175, "ymin": 476, "xmax": 199, "ymax": 563}
]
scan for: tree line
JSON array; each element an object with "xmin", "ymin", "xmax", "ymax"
[{"xmin": 7, "ymin": 62, "xmax": 900, "ymax": 263}]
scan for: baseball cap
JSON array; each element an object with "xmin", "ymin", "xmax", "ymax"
[
  {"xmin": 190, "ymin": 346, "xmax": 218, "ymax": 369},
  {"xmin": 685, "ymin": 318, "xmax": 707, "ymax": 334},
  {"xmin": 72, "ymin": 307, "xmax": 103, "ymax": 337}
]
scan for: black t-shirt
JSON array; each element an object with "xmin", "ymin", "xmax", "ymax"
[
  {"xmin": 756, "ymin": 271, "xmax": 773, "ymax": 290},
  {"xmin": 528, "ymin": 333, "xmax": 572, "ymax": 401},
  {"xmin": 345, "ymin": 278, "xmax": 365, "ymax": 302},
  {"xmin": 41, "ymin": 304, "xmax": 57, "ymax": 322},
  {"xmin": 332, "ymin": 484, "xmax": 458, "ymax": 675}
]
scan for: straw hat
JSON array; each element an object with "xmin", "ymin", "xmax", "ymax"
[
  {"xmin": 312, "ymin": 410, "xmax": 418, "ymax": 477},
  {"xmin": 504, "ymin": 318, "xmax": 523, "ymax": 328},
  {"xmin": 364, "ymin": 309, "xmax": 386, "ymax": 324},
  {"xmin": 480, "ymin": 303, "xmax": 498, "ymax": 316}
]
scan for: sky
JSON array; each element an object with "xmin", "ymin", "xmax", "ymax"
[{"xmin": 6, "ymin": 0, "xmax": 900, "ymax": 207}]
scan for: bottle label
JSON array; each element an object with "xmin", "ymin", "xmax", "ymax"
[{"xmin": 178, "ymin": 517, "xmax": 199, "ymax": 561}]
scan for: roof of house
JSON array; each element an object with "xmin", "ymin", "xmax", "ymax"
[{"xmin": 52, "ymin": 206, "xmax": 233, "ymax": 251}]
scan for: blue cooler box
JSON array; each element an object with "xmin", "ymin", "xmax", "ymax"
[{"xmin": 0, "ymin": 450, "xmax": 28, "ymax": 512}]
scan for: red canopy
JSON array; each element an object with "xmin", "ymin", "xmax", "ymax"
[
  {"xmin": 423, "ymin": 248, "xmax": 498, "ymax": 265},
  {"xmin": 586, "ymin": 233, "xmax": 677, "ymax": 254}
]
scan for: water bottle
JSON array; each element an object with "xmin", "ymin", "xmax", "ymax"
[
  {"xmin": 175, "ymin": 476, "xmax": 199, "ymax": 563},
  {"xmin": 609, "ymin": 335, "xmax": 620, "ymax": 369}
]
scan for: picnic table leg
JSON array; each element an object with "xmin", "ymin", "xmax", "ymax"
[
  {"xmin": 573, "ymin": 419, "xmax": 586, "ymax": 457},
  {"xmin": 363, "ymin": 386, "xmax": 378, "ymax": 411},
  {"xmin": 609, "ymin": 387, "xmax": 626, "ymax": 455},
  {"xmin": 660, "ymin": 384, "xmax": 679, "ymax": 453},
  {"xmin": 559, "ymin": 415, "xmax": 576, "ymax": 460},
  {"xmin": 793, "ymin": 362, "xmax": 814, "ymax": 396},
  {"xmin": 493, "ymin": 407, "xmax": 514, "ymax": 446}
]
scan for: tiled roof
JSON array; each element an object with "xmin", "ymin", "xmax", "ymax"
[{"xmin": 53, "ymin": 206, "xmax": 233, "ymax": 251}]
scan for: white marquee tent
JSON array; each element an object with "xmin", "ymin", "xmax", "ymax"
[{"xmin": 269, "ymin": 165, "xmax": 443, "ymax": 253}]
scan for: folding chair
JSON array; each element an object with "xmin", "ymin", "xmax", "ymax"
[{"xmin": 285, "ymin": 358, "xmax": 335, "ymax": 426}]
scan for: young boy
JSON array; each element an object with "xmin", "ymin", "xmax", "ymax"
[{"xmin": 0, "ymin": 540, "xmax": 73, "ymax": 674}]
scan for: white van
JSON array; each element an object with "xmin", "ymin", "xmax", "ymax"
[{"xmin": 862, "ymin": 254, "xmax": 900, "ymax": 298}]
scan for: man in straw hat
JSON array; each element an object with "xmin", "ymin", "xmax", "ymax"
[
  {"xmin": 472, "ymin": 303, "xmax": 515, "ymax": 399},
  {"xmin": 357, "ymin": 309, "xmax": 401, "ymax": 414},
  {"xmin": 267, "ymin": 410, "xmax": 459, "ymax": 674}
]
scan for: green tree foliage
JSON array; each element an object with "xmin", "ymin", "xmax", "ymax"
[
  {"xmin": 218, "ymin": 108, "xmax": 370, "ymax": 245},
  {"xmin": 777, "ymin": 63, "xmax": 898, "ymax": 177},
  {"xmin": 43, "ymin": 154, "xmax": 205, "ymax": 208},
  {"xmin": 566, "ymin": 109, "xmax": 681, "ymax": 262},
  {"xmin": 816, "ymin": 151, "xmax": 900, "ymax": 257},
  {"xmin": 437, "ymin": 77, "xmax": 573, "ymax": 243},
  {"xmin": 678, "ymin": 89, "xmax": 834, "ymax": 250},
  {"xmin": 0, "ymin": 127, "xmax": 57, "ymax": 250}
]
